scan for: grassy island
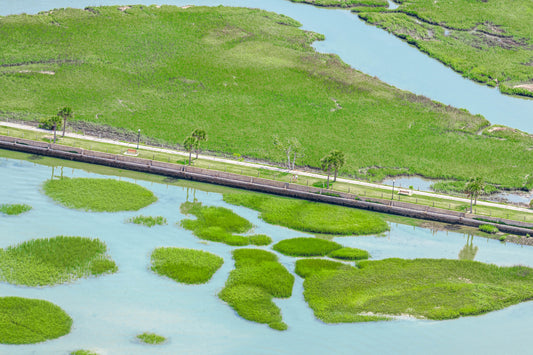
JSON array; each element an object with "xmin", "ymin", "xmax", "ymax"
[
  {"xmin": 136, "ymin": 332, "xmax": 166, "ymax": 345},
  {"xmin": 70, "ymin": 351, "xmax": 99, "ymax": 355},
  {"xmin": 219, "ymin": 249, "xmax": 294, "ymax": 330},
  {"xmin": 127, "ymin": 215, "xmax": 167, "ymax": 227},
  {"xmin": 273, "ymin": 237, "xmax": 343, "ymax": 256},
  {"xmin": 43, "ymin": 177, "xmax": 157, "ymax": 212},
  {"xmin": 0, "ymin": 236, "xmax": 117, "ymax": 286},
  {"xmin": 224, "ymin": 192, "xmax": 389, "ymax": 235},
  {"xmin": 0, "ymin": 203, "xmax": 32, "ymax": 215},
  {"xmin": 0, "ymin": 6, "xmax": 531, "ymax": 188},
  {"xmin": 0, "ymin": 297, "xmax": 72, "ymax": 344},
  {"xmin": 151, "ymin": 247, "xmax": 223, "ymax": 284},
  {"xmin": 180, "ymin": 201, "xmax": 272, "ymax": 246},
  {"xmin": 301, "ymin": 258, "xmax": 533, "ymax": 323}
]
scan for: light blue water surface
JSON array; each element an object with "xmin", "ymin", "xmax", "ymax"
[
  {"xmin": 1, "ymin": 156, "xmax": 533, "ymax": 354},
  {"xmin": 1, "ymin": 0, "xmax": 532, "ymax": 133}
]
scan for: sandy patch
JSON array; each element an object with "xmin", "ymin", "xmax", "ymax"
[
  {"xmin": 181, "ymin": 5, "xmax": 193, "ymax": 9},
  {"xmin": 514, "ymin": 84, "xmax": 533, "ymax": 93},
  {"xmin": 118, "ymin": 6, "xmax": 132, "ymax": 12},
  {"xmin": 18, "ymin": 70, "xmax": 55, "ymax": 75}
]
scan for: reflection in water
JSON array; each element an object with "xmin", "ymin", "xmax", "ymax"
[{"xmin": 458, "ymin": 235, "xmax": 479, "ymax": 261}]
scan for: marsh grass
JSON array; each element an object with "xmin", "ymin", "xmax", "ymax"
[
  {"xmin": 180, "ymin": 201, "xmax": 271, "ymax": 246},
  {"xmin": 479, "ymin": 224, "xmax": 499, "ymax": 234},
  {"xmin": 223, "ymin": 192, "xmax": 389, "ymax": 235},
  {"xmin": 151, "ymin": 247, "xmax": 223, "ymax": 284},
  {"xmin": 303, "ymin": 258, "xmax": 533, "ymax": 323},
  {"xmin": 295, "ymin": 259, "xmax": 352, "ymax": 278},
  {"xmin": 219, "ymin": 249, "xmax": 294, "ymax": 330},
  {"xmin": 328, "ymin": 247, "xmax": 370, "ymax": 260},
  {"xmin": 136, "ymin": 332, "xmax": 166, "ymax": 345},
  {"xmin": 0, "ymin": 203, "xmax": 32, "ymax": 215},
  {"xmin": 43, "ymin": 177, "xmax": 157, "ymax": 212},
  {"xmin": 273, "ymin": 237, "xmax": 342, "ymax": 257},
  {"xmin": 127, "ymin": 215, "xmax": 167, "ymax": 227},
  {"xmin": 70, "ymin": 351, "xmax": 99, "ymax": 355},
  {"xmin": 0, "ymin": 236, "xmax": 117, "ymax": 286},
  {"xmin": 0, "ymin": 297, "xmax": 72, "ymax": 344}
]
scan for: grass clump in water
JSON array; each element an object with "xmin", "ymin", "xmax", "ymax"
[
  {"xmin": 151, "ymin": 247, "xmax": 223, "ymax": 284},
  {"xmin": 70, "ymin": 351, "xmax": 99, "ymax": 355},
  {"xmin": 136, "ymin": 332, "xmax": 166, "ymax": 345},
  {"xmin": 0, "ymin": 297, "xmax": 72, "ymax": 344},
  {"xmin": 302, "ymin": 258, "xmax": 533, "ymax": 323},
  {"xmin": 43, "ymin": 177, "xmax": 157, "ymax": 212},
  {"xmin": 273, "ymin": 237, "xmax": 343, "ymax": 257},
  {"xmin": 0, "ymin": 236, "xmax": 117, "ymax": 286},
  {"xmin": 127, "ymin": 215, "xmax": 167, "ymax": 227},
  {"xmin": 479, "ymin": 224, "xmax": 499, "ymax": 234},
  {"xmin": 223, "ymin": 192, "xmax": 389, "ymax": 235},
  {"xmin": 218, "ymin": 249, "xmax": 294, "ymax": 330},
  {"xmin": 295, "ymin": 259, "xmax": 353, "ymax": 278},
  {"xmin": 328, "ymin": 247, "xmax": 370, "ymax": 261},
  {"xmin": 180, "ymin": 201, "xmax": 271, "ymax": 246},
  {"xmin": 0, "ymin": 203, "xmax": 32, "ymax": 215}
]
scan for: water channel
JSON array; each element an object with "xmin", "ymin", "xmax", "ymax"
[
  {"xmin": 1, "ymin": 152, "xmax": 533, "ymax": 354},
  {"xmin": 2, "ymin": 0, "xmax": 532, "ymax": 133}
]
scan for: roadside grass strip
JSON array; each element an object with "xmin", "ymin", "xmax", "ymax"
[
  {"xmin": 0, "ymin": 203, "xmax": 32, "ymax": 215},
  {"xmin": 0, "ymin": 297, "xmax": 72, "ymax": 344},
  {"xmin": 218, "ymin": 249, "xmax": 294, "ymax": 330},
  {"xmin": 0, "ymin": 236, "xmax": 117, "ymax": 286},
  {"xmin": 223, "ymin": 192, "xmax": 389, "ymax": 235},
  {"xmin": 151, "ymin": 247, "xmax": 223, "ymax": 284},
  {"xmin": 180, "ymin": 201, "xmax": 272, "ymax": 246},
  {"xmin": 301, "ymin": 258, "xmax": 533, "ymax": 323},
  {"xmin": 43, "ymin": 177, "xmax": 157, "ymax": 212},
  {"xmin": 127, "ymin": 215, "xmax": 167, "ymax": 227},
  {"xmin": 136, "ymin": 332, "xmax": 166, "ymax": 345}
]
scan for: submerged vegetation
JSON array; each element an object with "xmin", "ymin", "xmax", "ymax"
[
  {"xmin": 43, "ymin": 177, "xmax": 157, "ymax": 212},
  {"xmin": 180, "ymin": 201, "xmax": 272, "ymax": 246},
  {"xmin": 151, "ymin": 247, "xmax": 223, "ymax": 284},
  {"xmin": 0, "ymin": 297, "xmax": 72, "ymax": 344},
  {"xmin": 0, "ymin": 6, "xmax": 530, "ymax": 187},
  {"xmin": 0, "ymin": 203, "xmax": 32, "ymax": 215},
  {"xmin": 302, "ymin": 258, "xmax": 533, "ymax": 323},
  {"xmin": 0, "ymin": 236, "xmax": 117, "ymax": 286},
  {"xmin": 127, "ymin": 215, "xmax": 167, "ymax": 227},
  {"xmin": 218, "ymin": 249, "xmax": 294, "ymax": 330},
  {"xmin": 136, "ymin": 332, "xmax": 166, "ymax": 345},
  {"xmin": 223, "ymin": 192, "xmax": 389, "ymax": 235}
]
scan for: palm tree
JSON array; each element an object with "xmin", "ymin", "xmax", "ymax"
[
  {"xmin": 183, "ymin": 136, "xmax": 198, "ymax": 165},
  {"xmin": 58, "ymin": 107, "xmax": 73, "ymax": 137},
  {"xmin": 191, "ymin": 128, "xmax": 207, "ymax": 159},
  {"xmin": 330, "ymin": 149, "xmax": 345, "ymax": 182},
  {"xmin": 464, "ymin": 177, "xmax": 484, "ymax": 213},
  {"xmin": 320, "ymin": 153, "xmax": 335, "ymax": 189}
]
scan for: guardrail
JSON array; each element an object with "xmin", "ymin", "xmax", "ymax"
[{"xmin": 1, "ymin": 134, "xmax": 532, "ymax": 235}]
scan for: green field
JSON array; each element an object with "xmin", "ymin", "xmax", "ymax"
[
  {"xmin": 354, "ymin": 0, "xmax": 533, "ymax": 97},
  {"xmin": 301, "ymin": 258, "xmax": 533, "ymax": 323},
  {"xmin": 0, "ymin": 6, "xmax": 531, "ymax": 188}
]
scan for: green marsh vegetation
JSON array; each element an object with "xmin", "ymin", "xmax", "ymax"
[
  {"xmin": 0, "ymin": 297, "xmax": 72, "ymax": 344},
  {"xmin": 70, "ymin": 350, "xmax": 99, "ymax": 355},
  {"xmin": 273, "ymin": 237, "xmax": 370, "ymax": 260},
  {"xmin": 218, "ymin": 249, "xmax": 294, "ymax": 330},
  {"xmin": 290, "ymin": 0, "xmax": 387, "ymax": 8},
  {"xmin": 43, "ymin": 177, "xmax": 157, "ymax": 212},
  {"xmin": 180, "ymin": 201, "xmax": 272, "ymax": 246},
  {"xmin": 150, "ymin": 247, "xmax": 223, "ymax": 284},
  {"xmin": 0, "ymin": 6, "xmax": 531, "ymax": 188},
  {"xmin": 223, "ymin": 192, "xmax": 389, "ymax": 235},
  {"xmin": 127, "ymin": 215, "xmax": 167, "ymax": 227},
  {"xmin": 294, "ymin": 259, "xmax": 353, "ymax": 278},
  {"xmin": 0, "ymin": 203, "xmax": 31, "ymax": 215},
  {"xmin": 479, "ymin": 224, "xmax": 499, "ymax": 234},
  {"xmin": 328, "ymin": 247, "xmax": 370, "ymax": 261},
  {"xmin": 301, "ymin": 258, "xmax": 533, "ymax": 323},
  {"xmin": 0, "ymin": 236, "xmax": 117, "ymax": 286},
  {"xmin": 136, "ymin": 332, "xmax": 166, "ymax": 345},
  {"xmin": 354, "ymin": 0, "xmax": 533, "ymax": 97}
]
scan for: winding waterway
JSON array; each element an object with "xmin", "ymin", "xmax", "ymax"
[
  {"xmin": 2, "ymin": 0, "xmax": 533, "ymax": 133},
  {"xmin": 1, "ymin": 152, "xmax": 533, "ymax": 354}
]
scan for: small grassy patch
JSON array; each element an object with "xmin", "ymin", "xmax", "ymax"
[
  {"xmin": 180, "ymin": 201, "xmax": 271, "ymax": 246},
  {"xmin": 273, "ymin": 237, "xmax": 342, "ymax": 257},
  {"xmin": 136, "ymin": 332, "xmax": 166, "ymax": 345},
  {"xmin": 127, "ymin": 215, "xmax": 167, "ymax": 227},
  {"xmin": 295, "ymin": 259, "xmax": 353, "ymax": 278},
  {"xmin": 0, "ymin": 236, "xmax": 117, "ymax": 286},
  {"xmin": 70, "ymin": 350, "xmax": 99, "ymax": 355},
  {"xmin": 0, "ymin": 203, "xmax": 32, "ymax": 215},
  {"xmin": 219, "ymin": 249, "xmax": 294, "ymax": 330},
  {"xmin": 151, "ymin": 247, "xmax": 223, "ymax": 284},
  {"xmin": 303, "ymin": 258, "xmax": 533, "ymax": 323},
  {"xmin": 328, "ymin": 247, "xmax": 370, "ymax": 261},
  {"xmin": 0, "ymin": 297, "xmax": 72, "ymax": 344},
  {"xmin": 43, "ymin": 177, "xmax": 157, "ymax": 212},
  {"xmin": 479, "ymin": 224, "xmax": 499, "ymax": 234},
  {"xmin": 223, "ymin": 192, "xmax": 389, "ymax": 235}
]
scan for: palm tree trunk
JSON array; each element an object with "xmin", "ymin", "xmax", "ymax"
[
  {"xmin": 326, "ymin": 168, "xmax": 331, "ymax": 189},
  {"xmin": 53, "ymin": 124, "xmax": 57, "ymax": 143},
  {"xmin": 196, "ymin": 148, "xmax": 199, "ymax": 159},
  {"xmin": 334, "ymin": 169, "xmax": 338, "ymax": 182},
  {"xmin": 62, "ymin": 117, "xmax": 66, "ymax": 137},
  {"xmin": 188, "ymin": 151, "xmax": 192, "ymax": 165},
  {"xmin": 470, "ymin": 195, "xmax": 473, "ymax": 213}
]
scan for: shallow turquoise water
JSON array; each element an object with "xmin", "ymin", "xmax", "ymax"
[
  {"xmin": 1, "ymin": 155, "xmax": 533, "ymax": 354},
  {"xmin": 1, "ymin": 0, "xmax": 532, "ymax": 133}
]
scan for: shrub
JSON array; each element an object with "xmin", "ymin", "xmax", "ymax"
[
  {"xmin": 499, "ymin": 236, "xmax": 507, "ymax": 242},
  {"xmin": 479, "ymin": 224, "xmax": 499, "ymax": 234},
  {"xmin": 328, "ymin": 247, "xmax": 370, "ymax": 261},
  {"xmin": 273, "ymin": 237, "xmax": 342, "ymax": 257},
  {"xmin": 38, "ymin": 116, "xmax": 61, "ymax": 130}
]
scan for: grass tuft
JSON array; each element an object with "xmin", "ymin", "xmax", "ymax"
[
  {"xmin": 127, "ymin": 215, "xmax": 167, "ymax": 227},
  {"xmin": 0, "ymin": 203, "xmax": 32, "ymax": 215},
  {"xmin": 70, "ymin": 351, "xmax": 99, "ymax": 355},
  {"xmin": 151, "ymin": 247, "xmax": 223, "ymax": 284},
  {"xmin": 479, "ymin": 224, "xmax": 499, "ymax": 234},
  {"xmin": 136, "ymin": 332, "xmax": 166, "ymax": 345}
]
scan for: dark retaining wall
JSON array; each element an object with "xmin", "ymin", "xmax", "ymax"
[{"xmin": 1, "ymin": 135, "xmax": 532, "ymax": 236}]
